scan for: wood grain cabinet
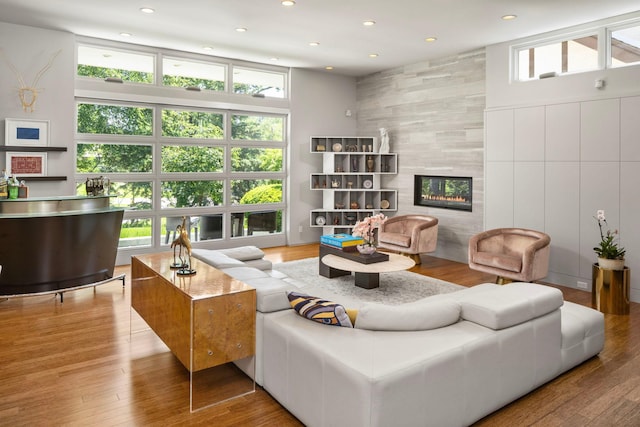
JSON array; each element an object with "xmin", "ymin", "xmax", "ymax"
[{"xmin": 131, "ymin": 253, "xmax": 256, "ymax": 410}]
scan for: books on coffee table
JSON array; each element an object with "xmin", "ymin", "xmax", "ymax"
[{"xmin": 320, "ymin": 233, "xmax": 365, "ymax": 249}]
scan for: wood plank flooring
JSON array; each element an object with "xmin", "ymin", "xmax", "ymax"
[{"xmin": 0, "ymin": 244, "xmax": 637, "ymax": 426}]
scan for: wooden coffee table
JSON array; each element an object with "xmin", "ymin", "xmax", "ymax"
[{"xmin": 319, "ymin": 246, "xmax": 415, "ymax": 289}]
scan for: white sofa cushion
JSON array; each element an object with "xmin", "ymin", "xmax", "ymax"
[
  {"xmin": 560, "ymin": 301, "xmax": 605, "ymax": 371},
  {"xmin": 244, "ymin": 258, "xmax": 273, "ymax": 271},
  {"xmin": 191, "ymin": 249, "xmax": 246, "ymax": 269},
  {"xmin": 222, "ymin": 266, "xmax": 271, "ymax": 280},
  {"xmin": 242, "ymin": 277, "xmax": 300, "ymax": 313},
  {"xmin": 455, "ymin": 282, "xmax": 564, "ymax": 330},
  {"xmin": 355, "ymin": 298, "xmax": 461, "ymax": 331},
  {"xmin": 216, "ymin": 245, "xmax": 265, "ymax": 261}
]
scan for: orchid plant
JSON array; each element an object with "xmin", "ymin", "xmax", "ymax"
[
  {"xmin": 594, "ymin": 210, "xmax": 625, "ymax": 260},
  {"xmin": 352, "ymin": 213, "xmax": 387, "ymax": 247}
]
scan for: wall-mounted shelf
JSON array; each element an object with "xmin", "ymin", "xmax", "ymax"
[
  {"xmin": 0, "ymin": 146, "xmax": 67, "ymax": 152},
  {"xmin": 2, "ymin": 146, "xmax": 68, "ymax": 181},
  {"xmin": 17, "ymin": 176, "xmax": 67, "ymax": 181}
]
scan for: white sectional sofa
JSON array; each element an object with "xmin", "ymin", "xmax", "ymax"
[{"xmin": 192, "ymin": 247, "xmax": 605, "ymax": 427}]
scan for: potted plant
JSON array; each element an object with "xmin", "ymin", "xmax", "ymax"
[{"xmin": 594, "ymin": 209, "xmax": 626, "ymax": 270}]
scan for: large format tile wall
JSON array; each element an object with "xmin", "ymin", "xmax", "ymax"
[{"xmin": 355, "ymin": 49, "xmax": 486, "ymax": 262}]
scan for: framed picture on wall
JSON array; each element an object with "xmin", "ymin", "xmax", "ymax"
[
  {"xmin": 6, "ymin": 152, "xmax": 47, "ymax": 177},
  {"xmin": 4, "ymin": 118, "xmax": 50, "ymax": 146}
]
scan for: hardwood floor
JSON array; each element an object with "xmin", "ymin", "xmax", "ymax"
[{"xmin": 0, "ymin": 243, "xmax": 637, "ymax": 426}]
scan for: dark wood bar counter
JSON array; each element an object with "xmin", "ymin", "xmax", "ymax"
[{"xmin": 0, "ymin": 195, "xmax": 124, "ymax": 298}]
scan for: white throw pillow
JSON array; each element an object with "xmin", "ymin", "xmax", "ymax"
[{"xmin": 354, "ymin": 298, "xmax": 461, "ymax": 331}]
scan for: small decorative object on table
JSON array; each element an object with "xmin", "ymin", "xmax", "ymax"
[
  {"xmin": 85, "ymin": 176, "xmax": 110, "ymax": 196},
  {"xmin": 594, "ymin": 209, "xmax": 625, "ymax": 270},
  {"xmin": 356, "ymin": 244, "xmax": 377, "ymax": 255},
  {"xmin": 7, "ymin": 176, "xmax": 19, "ymax": 199},
  {"xmin": 352, "ymin": 213, "xmax": 387, "ymax": 255},
  {"xmin": 170, "ymin": 216, "xmax": 196, "ymax": 275}
]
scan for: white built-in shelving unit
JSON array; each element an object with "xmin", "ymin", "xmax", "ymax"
[{"xmin": 310, "ymin": 136, "xmax": 397, "ymax": 234}]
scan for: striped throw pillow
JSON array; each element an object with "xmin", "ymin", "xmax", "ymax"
[{"xmin": 287, "ymin": 291, "xmax": 353, "ymax": 328}]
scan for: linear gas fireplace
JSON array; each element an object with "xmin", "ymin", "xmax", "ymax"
[{"xmin": 414, "ymin": 175, "xmax": 472, "ymax": 212}]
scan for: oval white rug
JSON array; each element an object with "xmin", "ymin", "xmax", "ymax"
[{"xmin": 273, "ymin": 257, "xmax": 466, "ymax": 305}]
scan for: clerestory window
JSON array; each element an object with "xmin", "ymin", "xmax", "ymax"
[{"xmin": 512, "ymin": 17, "xmax": 640, "ymax": 81}]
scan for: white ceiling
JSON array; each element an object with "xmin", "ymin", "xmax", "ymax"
[{"xmin": 0, "ymin": 0, "xmax": 638, "ymax": 77}]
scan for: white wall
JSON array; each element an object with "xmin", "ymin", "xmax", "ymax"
[
  {"xmin": 0, "ymin": 22, "xmax": 75, "ymax": 196},
  {"xmin": 484, "ymin": 11, "xmax": 640, "ymax": 300},
  {"xmin": 288, "ymin": 68, "xmax": 357, "ymax": 245}
]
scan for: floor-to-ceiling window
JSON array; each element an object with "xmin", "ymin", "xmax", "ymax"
[{"xmin": 75, "ymin": 39, "xmax": 288, "ymax": 262}]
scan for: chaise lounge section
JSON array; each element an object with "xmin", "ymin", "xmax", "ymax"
[{"xmin": 192, "ymin": 247, "xmax": 604, "ymax": 427}]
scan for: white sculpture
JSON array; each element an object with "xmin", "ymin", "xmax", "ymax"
[
  {"xmin": 379, "ymin": 128, "xmax": 390, "ymax": 154},
  {"xmin": 0, "ymin": 48, "xmax": 61, "ymax": 112}
]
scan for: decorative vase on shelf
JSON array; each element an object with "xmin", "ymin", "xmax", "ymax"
[
  {"xmin": 357, "ymin": 244, "xmax": 377, "ymax": 255},
  {"xmin": 597, "ymin": 257, "xmax": 625, "ymax": 271},
  {"xmin": 367, "ymin": 156, "xmax": 375, "ymax": 172}
]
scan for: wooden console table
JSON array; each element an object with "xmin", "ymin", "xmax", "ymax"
[{"xmin": 131, "ymin": 253, "xmax": 256, "ymax": 411}]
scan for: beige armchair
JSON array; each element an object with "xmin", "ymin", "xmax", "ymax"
[
  {"xmin": 468, "ymin": 228, "xmax": 551, "ymax": 284},
  {"xmin": 377, "ymin": 215, "xmax": 438, "ymax": 265}
]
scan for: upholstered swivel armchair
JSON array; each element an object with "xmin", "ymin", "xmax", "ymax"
[
  {"xmin": 377, "ymin": 215, "xmax": 438, "ymax": 265},
  {"xmin": 468, "ymin": 228, "xmax": 551, "ymax": 284}
]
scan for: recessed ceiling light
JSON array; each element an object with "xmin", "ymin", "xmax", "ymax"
[
  {"xmin": 309, "ymin": 41, "xmax": 320, "ymax": 47},
  {"xmin": 325, "ymin": 66, "xmax": 334, "ymax": 70},
  {"xmin": 119, "ymin": 32, "xmax": 132, "ymax": 37},
  {"xmin": 363, "ymin": 20, "xmax": 376, "ymax": 26},
  {"xmin": 502, "ymin": 14, "xmax": 517, "ymax": 20},
  {"xmin": 425, "ymin": 37, "xmax": 437, "ymax": 42},
  {"xmin": 270, "ymin": 57, "xmax": 279, "ymax": 61},
  {"xmin": 202, "ymin": 46, "xmax": 214, "ymax": 51},
  {"xmin": 236, "ymin": 27, "xmax": 248, "ymax": 32},
  {"xmin": 368, "ymin": 53, "xmax": 379, "ymax": 58},
  {"xmin": 140, "ymin": 7, "xmax": 155, "ymax": 14},
  {"xmin": 281, "ymin": 0, "xmax": 296, "ymax": 6}
]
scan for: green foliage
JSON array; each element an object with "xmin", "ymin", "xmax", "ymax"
[
  {"xmin": 231, "ymin": 115, "xmax": 283, "ymax": 141},
  {"xmin": 240, "ymin": 183, "xmax": 282, "ymax": 204},
  {"xmin": 77, "ymin": 65, "xmax": 153, "ymax": 83},
  {"xmin": 594, "ymin": 218, "xmax": 625, "ymax": 260},
  {"xmin": 76, "ymin": 66, "xmax": 284, "ymax": 225},
  {"xmin": 161, "ymin": 146, "xmax": 224, "ymax": 173},
  {"xmin": 77, "ymin": 103, "xmax": 153, "ymax": 135},
  {"xmin": 239, "ymin": 184, "xmax": 283, "ymax": 232},
  {"xmin": 161, "ymin": 110, "xmax": 224, "ymax": 139},
  {"xmin": 77, "ymin": 144, "xmax": 153, "ymax": 173},
  {"xmin": 163, "ymin": 180, "xmax": 223, "ymax": 208},
  {"xmin": 231, "ymin": 148, "xmax": 282, "ymax": 172},
  {"xmin": 163, "ymin": 75, "xmax": 224, "ymax": 91}
]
